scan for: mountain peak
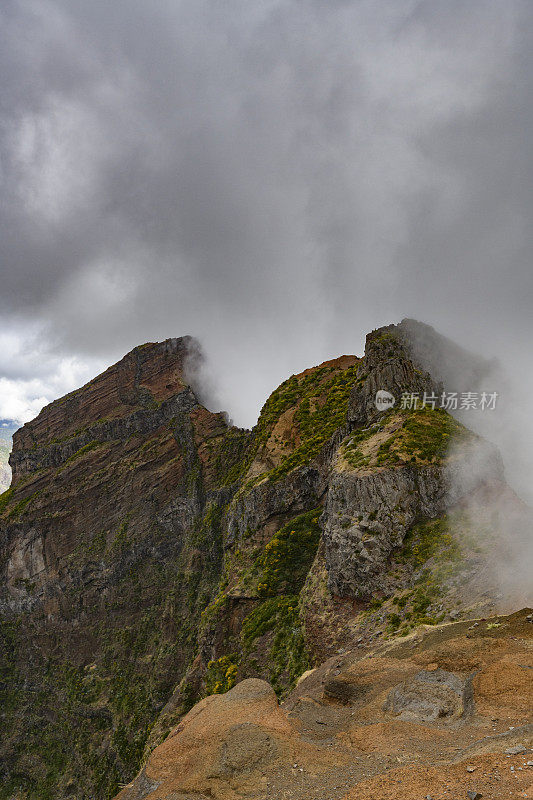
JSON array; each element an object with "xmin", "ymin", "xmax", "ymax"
[
  {"xmin": 1, "ymin": 322, "xmax": 529, "ymax": 800},
  {"xmin": 10, "ymin": 335, "xmax": 202, "ymax": 475}
]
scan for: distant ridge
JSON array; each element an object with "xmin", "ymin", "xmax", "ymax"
[{"xmin": 0, "ymin": 419, "xmax": 17, "ymax": 492}]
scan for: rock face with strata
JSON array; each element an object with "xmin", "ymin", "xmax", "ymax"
[
  {"xmin": 0, "ymin": 320, "xmax": 524, "ymax": 800},
  {"xmin": 0, "ymin": 336, "xmax": 252, "ymax": 798}
]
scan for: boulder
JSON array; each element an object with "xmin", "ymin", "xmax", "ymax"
[{"xmin": 383, "ymin": 668, "xmax": 472, "ymax": 722}]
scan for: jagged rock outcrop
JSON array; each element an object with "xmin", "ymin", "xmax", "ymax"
[
  {"xmin": 323, "ymin": 465, "xmax": 446, "ymax": 598},
  {"xmin": 321, "ymin": 430, "xmax": 504, "ymax": 600},
  {"xmin": 347, "ymin": 322, "xmax": 438, "ymax": 426},
  {"xmin": 1, "ymin": 337, "xmax": 244, "ymax": 615},
  {"xmin": 0, "ymin": 320, "xmax": 524, "ymax": 800}
]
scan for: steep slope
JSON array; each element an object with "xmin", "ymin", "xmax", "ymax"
[
  {"xmin": 0, "ymin": 338, "xmax": 251, "ymax": 799},
  {"xmin": 116, "ymin": 608, "xmax": 533, "ymax": 800},
  {"xmin": 0, "ymin": 321, "xmax": 525, "ymax": 800}
]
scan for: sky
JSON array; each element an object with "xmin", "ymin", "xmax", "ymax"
[{"xmin": 1, "ymin": 0, "xmax": 532, "ymax": 499}]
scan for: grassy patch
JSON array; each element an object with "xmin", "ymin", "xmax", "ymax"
[
  {"xmin": 237, "ymin": 363, "xmax": 358, "ymax": 490},
  {"xmin": 342, "ymin": 422, "xmax": 383, "ymax": 469},
  {"xmin": 0, "ymin": 486, "xmax": 14, "ymax": 515},
  {"xmin": 0, "ymin": 487, "xmax": 41, "ymax": 519},
  {"xmin": 65, "ymin": 440, "xmax": 102, "ymax": 465},
  {"xmin": 263, "ymin": 366, "xmax": 358, "ymax": 482},
  {"xmin": 397, "ymin": 517, "xmax": 460, "ymax": 567},
  {"xmin": 7, "ymin": 491, "xmax": 39, "ymax": 519},
  {"xmin": 240, "ymin": 596, "xmax": 309, "ymax": 697},
  {"xmin": 253, "ymin": 509, "xmax": 322, "ymax": 597},
  {"xmin": 377, "ymin": 408, "xmax": 468, "ymax": 466},
  {"xmin": 342, "ymin": 409, "xmax": 470, "ymax": 472}
]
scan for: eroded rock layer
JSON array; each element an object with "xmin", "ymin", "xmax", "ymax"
[{"xmin": 0, "ymin": 321, "xmax": 526, "ymax": 800}]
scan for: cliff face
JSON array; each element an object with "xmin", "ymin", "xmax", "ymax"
[
  {"xmin": 0, "ymin": 322, "xmax": 520, "ymax": 800},
  {"xmin": 0, "ymin": 337, "xmax": 251, "ymax": 799}
]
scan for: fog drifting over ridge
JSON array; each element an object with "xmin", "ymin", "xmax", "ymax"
[{"xmin": 1, "ymin": 1, "xmax": 532, "ymax": 502}]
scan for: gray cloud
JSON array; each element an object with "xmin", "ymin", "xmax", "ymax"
[{"xmin": 1, "ymin": 0, "xmax": 532, "ymax": 500}]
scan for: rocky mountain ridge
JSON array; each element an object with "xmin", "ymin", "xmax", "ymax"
[{"xmin": 0, "ymin": 320, "xmax": 528, "ymax": 800}]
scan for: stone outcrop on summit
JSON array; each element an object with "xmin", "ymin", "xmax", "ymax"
[{"xmin": 0, "ymin": 320, "xmax": 529, "ymax": 800}]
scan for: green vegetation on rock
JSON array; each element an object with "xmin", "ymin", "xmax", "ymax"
[
  {"xmin": 342, "ymin": 422, "xmax": 382, "ymax": 469},
  {"xmin": 240, "ymin": 596, "xmax": 309, "ymax": 697},
  {"xmin": 377, "ymin": 408, "xmax": 468, "ymax": 465},
  {"xmin": 201, "ymin": 510, "xmax": 322, "ymax": 701},
  {"xmin": 65, "ymin": 440, "xmax": 102, "ymax": 464},
  {"xmin": 206, "ymin": 428, "xmax": 251, "ymax": 487},
  {"xmin": 0, "ymin": 486, "xmax": 41, "ymax": 519},
  {"xmin": 247, "ymin": 364, "xmax": 358, "ymax": 485},
  {"xmin": 204, "ymin": 654, "xmax": 239, "ymax": 695},
  {"xmin": 0, "ymin": 504, "xmax": 224, "ymax": 800},
  {"xmin": 253, "ymin": 509, "xmax": 322, "ymax": 596},
  {"xmin": 0, "ymin": 486, "xmax": 14, "ymax": 514},
  {"xmin": 397, "ymin": 516, "xmax": 461, "ymax": 567},
  {"xmin": 343, "ymin": 408, "xmax": 470, "ymax": 471},
  {"xmin": 363, "ymin": 516, "xmax": 464, "ymax": 639}
]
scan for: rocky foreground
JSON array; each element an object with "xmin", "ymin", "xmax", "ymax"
[
  {"xmin": 118, "ymin": 609, "xmax": 533, "ymax": 800},
  {"xmin": 0, "ymin": 319, "xmax": 531, "ymax": 799}
]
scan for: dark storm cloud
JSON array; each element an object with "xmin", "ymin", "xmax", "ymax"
[{"xmin": 1, "ymin": 1, "xmax": 532, "ymax": 501}]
